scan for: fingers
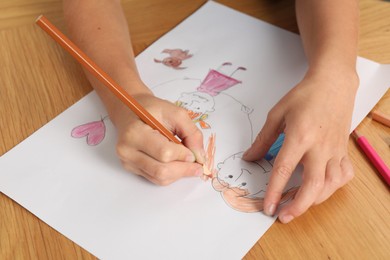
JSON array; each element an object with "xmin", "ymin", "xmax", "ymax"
[
  {"xmin": 242, "ymin": 109, "xmax": 283, "ymax": 161},
  {"xmin": 115, "ymin": 100, "xmax": 206, "ymax": 185},
  {"xmin": 168, "ymin": 108, "xmax": 206, "ymax": 164},
  {"xmin": 276, "ymin": 154, "xmax": 354, "ymax": 224},
  {"xmin": 243, "ymin": 110, "xmax": 354, "ymax": 223},
  {"xmin": 277, "ymin": 153, "xmax": 326, "ymax": 223},
  {"xmin": 136, "ymin": 127, "xmax": 197, "ymax": 163},
  {"xmin": 263, "ymin": 134, "xmax": 305, "ymax": 216},
  {"xmin": 116, "ymin": 124, "xmax": 204, "ymax": 184},
  {"xmin": 122, "ymin": 93, "xmax": 205, "ymax": 164},
  {"xmin": 121, "ymin": 149, "xmax": 204, "ymax": 186},
  {"xmin": 314, "ymin": 156, "xmax": 354, "ymax": 205}
]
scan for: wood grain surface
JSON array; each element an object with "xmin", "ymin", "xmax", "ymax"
[{"xmin": 1, "ymin": 0, "xmax": 389, "ymax": 259}]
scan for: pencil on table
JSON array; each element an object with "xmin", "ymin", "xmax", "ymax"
[
  {"xmin": 371, "ymin": 110, "xmax": 390, "ymax": 128},
  {"xmin": 352, "ymin": 130, "xmax": 390, "ymax": 186}
]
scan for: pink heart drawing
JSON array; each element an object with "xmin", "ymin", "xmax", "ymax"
[{"xmin": 71, "ymin": 120, "xmax": 106, "ymax": 146}]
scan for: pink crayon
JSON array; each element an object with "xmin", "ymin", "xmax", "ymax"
[{"xmin": 353, "ymin": 130, "xmax": 390, "ymax": 186}]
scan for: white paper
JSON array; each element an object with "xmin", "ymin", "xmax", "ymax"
[{"xmin": 1, "ymin": 2, "xmax": 389, "ymax": 259}]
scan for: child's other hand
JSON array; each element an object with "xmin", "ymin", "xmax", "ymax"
[
  {"xmin": 243, "ymin": 69, "xmax": 358, "ymax": 223},
  {"xmin": 110, "ymin": 92, "xmax": 206, "ymax": 185}
]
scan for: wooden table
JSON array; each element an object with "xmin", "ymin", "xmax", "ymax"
[{"xmin": 1, "ymin": 0, "xmax": 389, "ymax": 259}]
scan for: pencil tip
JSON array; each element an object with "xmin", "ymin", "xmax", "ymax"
[
  {"xmin": 35, "ymin": 15, "xmax": 43, "ymax": 23},
  {"xmin": 352, "ymin": 129, "xmax": 361, "ymax": 138}
]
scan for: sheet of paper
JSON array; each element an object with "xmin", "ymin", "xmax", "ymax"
[{"xmin": 1, "ymin": 1, "xmax": 389, "ymax": 259}]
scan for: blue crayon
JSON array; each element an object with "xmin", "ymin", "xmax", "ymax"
[{"xmin": 264, "ymin": 133, "xmax": 285, "ymax": 161}]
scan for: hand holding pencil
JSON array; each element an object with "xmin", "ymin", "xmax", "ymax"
[
  {"xmin": 112, "ymin": 93, "xmax": 207, "ymax": 185},
  {"xmin": 37, "ymin": 1, "xmax": 207, "ymax": 185}
]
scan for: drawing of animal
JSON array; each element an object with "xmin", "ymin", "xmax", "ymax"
[{"xmin": 154, "ymin": 49, "xmax": 193, "ymax": 69}]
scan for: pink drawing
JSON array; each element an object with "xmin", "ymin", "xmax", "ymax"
[
  {"xmin": 197, "ymin": 63, "xmax": 246, "ymax": 96},
  {"xmin": 196, "ymin": 69, "xmax": 241, "ymax": 96},
  {"xmin": 154, "ymin": 49, "xmax": 193, "ymax": 69},
  {"xmin": 71, "ymin": 117, "xmax": 107, "ymax": 146}
]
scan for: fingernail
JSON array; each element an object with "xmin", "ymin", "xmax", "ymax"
[
  {"xmin": 279, "ymin": 214, "xmax": 294, "ymax": 224},
  {"xmin": 264, "ymin": 203, "xmax": 276, "ymax": 216}
]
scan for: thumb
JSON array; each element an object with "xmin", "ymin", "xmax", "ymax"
[{"xmin": 171, "ymin": 109, "xmax": 206, "ymax": 164}]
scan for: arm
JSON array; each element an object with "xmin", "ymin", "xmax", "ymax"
[
  {"xmin": 63, "ymin": 0, "xmax": 205, "ymax": 185},
  {"xmin": 243, "ymin": 0, "xmax": 359, "ymax": 222}
]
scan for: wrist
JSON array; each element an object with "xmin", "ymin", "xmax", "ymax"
[
  {"xmin": 103, "ymin": 90, "xmax": 155, "ymax": 128},
  {"xmin": 91, "ymin": 67, "xmax": 154, "ymax": 126},
  {"xmin": 107, "ymin": 63, "xmax": 153, "ymax": 96},
  {"xmin": 305, "ymin": 64, "xmax": 359, "ymax": 90}
]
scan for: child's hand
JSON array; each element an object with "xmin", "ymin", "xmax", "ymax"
[
  {"xmin": 109, "ymin": 92, "xmax": 206, "ymax": 185},
  {"xmin": 243, "ymin": 69, "xmax": 359, "ymax": 223}
]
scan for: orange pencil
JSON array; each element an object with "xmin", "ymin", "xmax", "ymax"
[
  {"xmin": 35, "ymin": 15, "xmax": 180, "ymax": 144},
  {"xmin": 36, "ymin": 15, "xmax": 211, "ymax": 177},
  {"xmin": 371, "ymin": 110, "xmax": 390, "ymax": 128}
]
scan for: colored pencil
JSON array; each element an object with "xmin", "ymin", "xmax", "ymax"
[
  {"xmin": 371, "ymin": 110, "xmax": 390, "ymax": 128},
  {"xmin": 352, "ymin": 130, "xmax": 390, "ymax": 186},
  {"xmin": 35, "ymin": 15, "xmax": 212, "ymax": 177},
  {"xmin": 35, "ymin": 15, "xmax": 180, "ymax": 144},
  {"xmin": 264, "ymin": 133, "xmax": 284, "ymax": 161}
]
